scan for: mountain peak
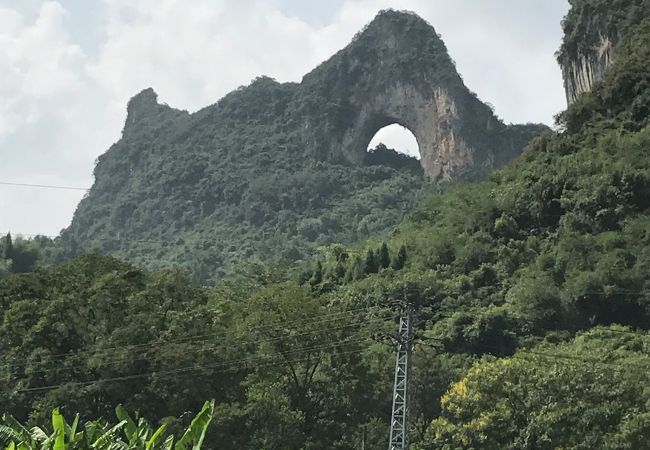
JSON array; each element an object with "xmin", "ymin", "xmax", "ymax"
[
  {"xmin": 350, "ymin": 8, "xmax": 445, "ymax": 53},
  {"xmin": 122, "ymin": 88, "xmax": 188, "ymax": 136},
  {"xmin": 124, "ymin": 88, "xmax": 160, "ymax": 129},
  {"xmin": 298, "ymin": 10, "xmax": 543, "ymax": 178},
  {"xmin": 366, "ymin": 8, "xmax": 436, "ymax": 31}
]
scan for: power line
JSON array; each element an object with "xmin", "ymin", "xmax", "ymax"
[
  {"xmin": 3, "ymin": 314, "xmax": 393, "ymax": 376},
  {"xmin": 6, "ymin": 314, "xmax": 649, "ymax": 379},
  {"xmin": 6, "ymin": 311, "xmax": 650, "ymax": 395},
  {"xmin": 18, "ymin": 326, "xmax": 382, "ymax": 382},
  {"xmin": 4, "ymin": 299, "xmax": 648, "ymax": 371},
  {"xmin": 13, "ymin": 336, "xmax": 378, "ymax": 394},
  {"xmin": 0, "ymin": 180, "xmax": 635, "ymax": 224},
  {"xmin": 2, "ymin": 294, "xmax": 649, "ymax": 373},
  {"xmin": 12, "ymin": 329, "xmax": 650, "ymax": 396},
  {"xmin": 7, "ymin": 310, "xmax": 648, "ymax": 391},
  {"xmin": 0, "ymin": 181, "xmax": 89, "ymax": 191},
  {"xmin": 0, "ymin": 305, "xmax": 391, "ymax": 367},
  {"xmin": 511, "ymin": 348, "xmax": 650, "ymax": 374}
]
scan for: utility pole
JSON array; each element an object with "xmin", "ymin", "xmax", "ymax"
[{"xmin": 388, "ymin": 305, "xmax": 413, "ymax": 450}]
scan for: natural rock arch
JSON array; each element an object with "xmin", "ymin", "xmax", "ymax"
[
  {"xmin": 367, "ymin": 124, "xmax": 420, "ymax": 158},
  {"xmin": 298, "ymin": 10, "xmax": 545, "ymax": 179},
  {"xmin": 337, "ymin": 83, "xmax": 475, "ymax": 178}
]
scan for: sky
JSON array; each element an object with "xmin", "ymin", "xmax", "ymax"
[{"xmin": 0, "ymin": 0, "xmax": 570, "ymax": 237}]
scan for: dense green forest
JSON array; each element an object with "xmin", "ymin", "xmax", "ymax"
[{"xmin": 2, "ymin": 1, "xmax": 650, "ymax": 449}]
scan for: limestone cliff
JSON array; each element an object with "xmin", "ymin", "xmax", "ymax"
[
  {"xmin": 559, "ymin": 34, "xmax": 613, "ymax": 104},
  {"xmin": 557, "ymin": 0, "xmax": 650, "ymax": 105},
  {"xmin": 298, "ymin": 10, "xmax": 544, "ymax": 179}
]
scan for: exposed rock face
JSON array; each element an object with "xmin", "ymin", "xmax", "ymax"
[
  {"xmin": 298, "ymin": 10, "xmax": 543, "ymax": 179},
  {"xmin": 122, "ymin": 87, "xmax": 188, "ymax": 136},
  {"xmin": 557, "ymin": 0, "xmax": 650, "ymax": 105},
  {"xmin": 560, "ymin": 34, "xmax": 614, "ymax": 104}
]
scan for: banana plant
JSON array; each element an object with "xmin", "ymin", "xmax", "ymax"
[
  {"xmin": 174, "ymin": 401, "xmax": 214, "ymax": 450},
  {"xmin": 0, "ymin": 413, "xmax": 56, "ymax": 450},
  {"xmin": 1, "ymin": 401, "xmax": 215, "ymax": 450}
]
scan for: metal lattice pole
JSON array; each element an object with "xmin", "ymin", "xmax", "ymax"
[{"xmin": 388, "ymin": 306, "xmax": 413, "ymax": 450}]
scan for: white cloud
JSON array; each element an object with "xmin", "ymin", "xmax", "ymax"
[{"xmin": 0, "ymin": 0, "xmax": 569, "ymax": 236}]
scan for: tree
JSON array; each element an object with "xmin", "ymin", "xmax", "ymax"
[
  {"xmin": 333, "ymin": 260, "xmax": 346, "ymax": 281},
  {"xmin": 309, "ymin": 260, "xmax": 323, "ymax": 286},
  {"xmin": 421, "ymin": 327, "xmax": 650, "ymax": 450},
  {"xmin": 391, "ymin": 245, "xmax": 407, "ymax": 270},
  {"xmin": 378, "ymin": 242, "xmax": 390, "ymax": 269},
  {"xmin": 239, "ymin": 282, "xmax": 384, "ymax": 448},
  {"xmin": 344, "ymin": 256, "xmax": 363, "ymax": 282},
  {"xmin": 363, "ymin": 249, "xmax": 378, "ymax": 274},
  {"xmin": 9, "ymin": 237, "xmax": 39, "ymax": 273},
  {"xmin": 243, "ymin": 381, "xmax": 305, "ymax": 449},
  {"xmin": 4, "ymin": 232, "xmax": 12, "ymax": 260}
]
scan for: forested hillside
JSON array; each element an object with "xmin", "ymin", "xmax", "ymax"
[
  {"xmin": 49, "ymin": 10, "xmax": 543, "ymax": 282},
  {"xmin": 1, "ymin": 1, "xmax": 649, "ymax": 449}
]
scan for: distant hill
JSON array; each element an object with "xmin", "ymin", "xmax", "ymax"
[{"xmin": 53, "ymin": 10, "xmax": 544, "ymax": 282}]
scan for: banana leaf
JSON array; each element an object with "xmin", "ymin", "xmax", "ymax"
[
  {"xmin": 174, "ymin": 401, "xmax": 214, "ymax": 450},
  {"xmin": 52, "ymin": 409, "xmax": 65, "ymax": 450}
]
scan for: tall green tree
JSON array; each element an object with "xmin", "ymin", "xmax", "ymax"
[
  {"xmin": 4, "ymin": 232, "xmax": 12, "ymax": 260},
  {"xmin": 363, "ymin": 249, "xmax": 378, "ymax": 274},
  {"xmin": 378, "ymin": 242, "xmax": 390, "ymax": 269},
  {"xmin": 391, "ymin": 245, "xmax": 407, "ymax": 270}
]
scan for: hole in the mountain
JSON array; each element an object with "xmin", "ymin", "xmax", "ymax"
[
  {"xmin": 367, "ymin": 124, "xmax": 420, "ymax": 159},
  {"xmin": 365, "ymin": 124, "xmax": 422, "ymax": 173}
]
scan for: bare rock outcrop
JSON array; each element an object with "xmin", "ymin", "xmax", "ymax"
[{"xmin": 557, "ymin": 0, "xmax": 650, "ymax": 105}]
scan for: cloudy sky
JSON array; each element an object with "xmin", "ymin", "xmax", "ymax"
[{"xmin": 0, "ymin": 0, "xmax": 570, "ymax": 237}]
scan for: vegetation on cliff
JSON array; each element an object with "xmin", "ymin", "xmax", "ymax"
[
  {"xmin": 557, "ymin": 0, "xmax": 650, "ymax": 102},
  {"xmin": 48, "ymin": 10, "xmax": 543, "ymax": 283},
  {"xmin": 559, "ymin": 0, "xmax": 650, "ymax": 59}
]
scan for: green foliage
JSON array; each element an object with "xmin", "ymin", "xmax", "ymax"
[
  {"xmin": 54, "ymin": 77, "xmax": 428, "ymax": 283},
  {"xmin": 420, "ymin": 327, "xmax": 650, "ymax": 450},
  {"xmin": 391, "ymin": 245, "xmax": 407, "ymax": 270},
  {"xmin": 0, "ymin": 255, "xmax": 392, "ymax": 449},
  {"xmin": 377, "ymin": 243, "xmax": 390, "ymax": 270},
  {"xmin": 174, "ymin": 401, "xmax": 214, "ymax": 450},
  {"xmin": 0, "ymin": 402, "xmax": 214, "ymax": 450},
  {"xmin": 365, "ymin": 144, "xmax": 423, "ymax": 174},
  {"xmin": 363, "ymin": 248, "xmax": 378, "ymax": 274},
  {"xmin": 0, "ymin": 234, "xmax": 41, "ymax": 277},
  {"xmin": 243, "ymin": 381, "xmax": 304, "ymax": 449},
  {"xmin": 558, "ymin": 0, "xmax": 650, "ymax": 64}
]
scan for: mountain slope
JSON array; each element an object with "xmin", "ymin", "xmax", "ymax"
[{"xmin": 55, "ymin": 10, "xmax": 544, "ymax": 282}]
